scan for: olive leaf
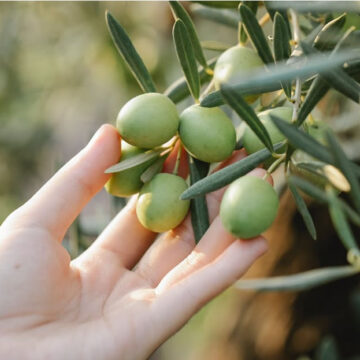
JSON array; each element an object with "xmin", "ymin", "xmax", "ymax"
[
  {"xmin": 221, "ymin": 85, "xmax": 274, "ymax": 152},
  {"xmin": 165, "ymin": 58, "xmax": 216, "ymax": 104},
  {"xmin": 326, "ymin": 131, "xmax": 360, "ymax": 213},
  {"xmin": 327, "ymin": 187, "xmax": 359, "ymax": 252},
  {"xmin": 105, "ymin": 11, "xmax": 156, "ymax": 93},
  {"xmin": 140, "ymin": 156, "xmax": 167, "ymax": 183},
  {"xmin": 201, "ymin": 50, "xmax": 359, "ymax": 108},
  {"xmin": 192, "ymin": 1, "xmax": 240, "ymax": 9},
  {"xmin": 173, "ymin": 19, "xmax": 201, "ymax": 101},
  {"xmin": 288, "ymin": 182, "xmax": 317, "ymax": 240},
  {"xmin": 190, "ymin": 4, "xmax": 239, "ymax": 28},
  {"xmin": 270, "ymin": 115, "xmax": 360, "ymax": 178},
  {"xmin": 169, "ymin": 1, "xmax": 208, "ymax": 70},
  {"xmin": 105, "ymin": 149, "xmax": 163, "ymax": 174},
  {"xmin": 264, "ymin": 2, "xmax": 291, "ymax": 39},
  {"xmin": 301, "ymin": 42, "xmax": 360, "ymax": 103},
  {"xmin": 235, "ymin": 265, "xmax": 360, "ymax": 292},
  {"xmin": 239, "ymin": 2, "xmax": 258, "ymax": 44},
  {"xmin": 273, "ymin": 12, "xmax": 292, "ymax": 98},
  {"xmin": 296, "ymin": 77, "xmax": 329, "ymax": 126},
  {"xmin": 271, "ymin": 115, "xmax": 333, "ymax": 164},
  {"xmin": 289, "ymin": 175, "xmax": 360, "ymax": 227},
  {"xmin": 200, "ymin": 90, "xmax": 223, "ymax": 107},
  {"xmin": 239, "ymin": 4, "xmax": 274, "ymax": 64},
  {"xmin": 181, "ymin": 144, "xmax": 283, "ymax": 200},
  {"xmin": 314, "ymin": 13, "xmax": 347, "ymax": 51},
  {"xmin": 264, "ymin": 1, "xmax": 360, "ymax": 12},
  {"xmin": 295, "ymin": 162, "xmax": 350, "ymax": 192},
  {"xmin": 189, "ymin": 157, "xmax": 210, "ymax": 243}
]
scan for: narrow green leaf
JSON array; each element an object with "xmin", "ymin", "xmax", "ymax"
[
  {"xmin": 169, "ymin": 1, "xmax": 208, "ymax": 70},
  {"xmin": 264, "ymin": 1, "xmax": 291, "ymax": 39},
  {"xmin": 301, "ymin": 42, "xmax": 360, "ymax": 103},
  {"xmin": 235, "ymin": 266, "xmax": 360, "ymax": 292},
  {"xmin": 288, "ymin": 182, "xmax": 317, "ymax": 240},
  {"xmin": 173, "ymin": 19, "xmax": 201, "ymax": 100},
  {"xmin": 190, "ymin": 4, "xmax": 239, "ymax": 28},
  {"xmin": 302, "ymin": 23, "xmax": 324, "ymax": 46},
  {"xmin": 271, "ymin": 115, "xmax": 333, "ymax": 164},
  {"xmin": 314, "ymin": 13, "xmax": 347, "ymax": 51},
  {"xmin": 165, "ymin": 58, "xmax": 216, "ymax": 104},
  {"xmin": 225, "ymin": 50, "xmax": 359, "ymax": 97},
  {"xmin": 326, "ymin": 131, "xmax": 360, "ymax": 213},
  {"xmin": 264, "ymin": 1, "xmax": 360, "ymax": 12},
  {"xmin": 297, "ymin": 76, "xmax": 330, "ymax": 126},
  {"xmin": 289, "ymin": 175, "xmax": 360, "ymax": 227},
  {"xmin": 221, "ymin": 85, "xmax": 274, "ymax": 152},
  {"xmin": 140, "ymin": 156, "xmax": 166, "ymax": 183},
  {"xmin": 181, "ymin": 144, "xmax": 283, "ymax": 200},
  {"xmin": 239, "ymin": 4, "xmax": 274, "ymax": 64},
  {"xmin": 327, "ymin": 187, "xmax": 359, "ymax": 251},
  {"xmin": 105, "ymin": 149, "xmax": 162, "ymax": 174},
  {"xmin": 200, "ymin": 90, "xmax": 224, "ymax": 107},
  {"xmin": 273, "ymin": 12, "xmax": 292, "ymax": 98},
  {"xmin": 295, "ymin": 161, "xmax": 350, "ymax": 193},
  {"xmin": 105, "ymin": 11, "xmax": 156, "ymax": 93},
  {"xmin": 189, "ymin": 157, "xmax": 210, "ymax": 243},
  {"xmin": 203, "ymin": 50, "xmax": 360, "ymax": 108},
  {"xmin": 192, "ymin": 1, "xmax": 240, "ymax": 9}
]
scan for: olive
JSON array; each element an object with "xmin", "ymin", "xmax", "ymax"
[
  {"xmin": 116, "ymin": 93, "xmax": 179, "ymax": 149},
  {"xmin": 136, "ymin": 173, "xmax": 190, "ymax": 232},
  {"xmin": 105, "ymin": 141, "xmax": 157, "ymax": 197},
  {"xmin": 220, "ymin": 175, "xmax": 279, "ymax": 239},
  {"xmin": 213, "ymin": 45, "xmax": 264, "ymax": 103},
  {"xmin": 179, "ymin": 105, "xmax": 236, "ymax": 163}
]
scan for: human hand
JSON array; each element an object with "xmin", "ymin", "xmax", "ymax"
[{"xmin": 0, "ymin": 125, "xmax": 268, "ymax": 360}]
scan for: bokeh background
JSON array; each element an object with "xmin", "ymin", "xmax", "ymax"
[{"xmin": 1, "ymin": 2, "xmax": 360, "ymax": 359}]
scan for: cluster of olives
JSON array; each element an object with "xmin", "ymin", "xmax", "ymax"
[{"xmin": 105, "ymin": 45, "xmax": 283, "ymax": 239}]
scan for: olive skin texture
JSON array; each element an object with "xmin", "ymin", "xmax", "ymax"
[
  {"xmin": 179, "ymin": 105, "xmax": 236, "ymax": 163},
  {"xmin": 220, "ymin": 175, "xmax": 279, "ymax": 239},
  {"xmin": 105, "ymin": 141, "xmax": 156, "ymax": 197},
  {"xmin": 136, "ymin": 173, "xmax": 190, "ymax": 232},
  {"xmin": 116, "ymin": 93, "xmax": 179, "ymax": 149},
  {"xmin": 213, "ymin": 45, "xmax": 264, "ymax": 103}
]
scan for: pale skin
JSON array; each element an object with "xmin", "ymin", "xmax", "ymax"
[{"xmin": 0, "ymin": 125, "xmax": 270, "ymax": 360}]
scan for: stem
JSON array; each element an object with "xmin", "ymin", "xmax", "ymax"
[
  {"xmin": 263, "ymin": 154, "xmax": 286, "ymax": 180},
  {"xmin": 173, "ymin": 142, "xmax": 183, "ymax": 175},
  {"xmin": 290, "ymin": 9, "xmax": 302, "ymax": 123}
]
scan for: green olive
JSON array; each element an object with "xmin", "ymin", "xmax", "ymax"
[
  {"xmin": 136, "ymin": 173, "xmax": 190, "ymax": 232},
  {"xmin": 213, "ymin": 45, "xmax": 264, "ymax": 103},
  {"xmin": 179, "ymin": 105, "xmax": 236, "ymax": 163},
  {"xmin": 220, "ymin": 175, "xmax": 279, "ymax": 239},
  {"xmin": 116, "ymin": 93, "xmax": 179, "ymax": 149},
  {"xmin": 242, "ymin": 106, "xmax": 292, "ymax": 167},
  {"xmin": 105, "ymin": 141, "xmax": 157, "ymax": 197}
]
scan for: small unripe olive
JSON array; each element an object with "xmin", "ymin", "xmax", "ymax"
[
  {"xmin": 136, "ymin": 173, "xmax": 190, "ymax": 232},
  {"xmin": 179, "ymin": 105, "xmax": 236, "ymax": 163},
  {"xmin": 220, "ymin": 175, "xmax": 279, "ymax": 239},
  {"xmin": 213, "ymin": 45, "xmax": 264, "ymax": 103},
  {"xmin": 116, "ymin": 93, "xmax": 179, "ymax": 149},
  {"xmin": 105, "ymin": 141, "xmax": 157, "ymax": 197},
  {"xmin": 242, "ymin": 106, "xmax": 292, "ymax": 167}
]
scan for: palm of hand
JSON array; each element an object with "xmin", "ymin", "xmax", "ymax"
[{"xmin": 0, "ymin": 125, "xmax": 267, "ymax": 360}]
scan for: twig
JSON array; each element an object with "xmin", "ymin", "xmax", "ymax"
[{"xmin": 290, "ymin": 9, "xmax": 302, "ymax": 123}]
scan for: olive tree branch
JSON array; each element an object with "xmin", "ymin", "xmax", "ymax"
[{"xmin": 290, "ymin": 9, "xmax": 302, "ymax": 123}]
